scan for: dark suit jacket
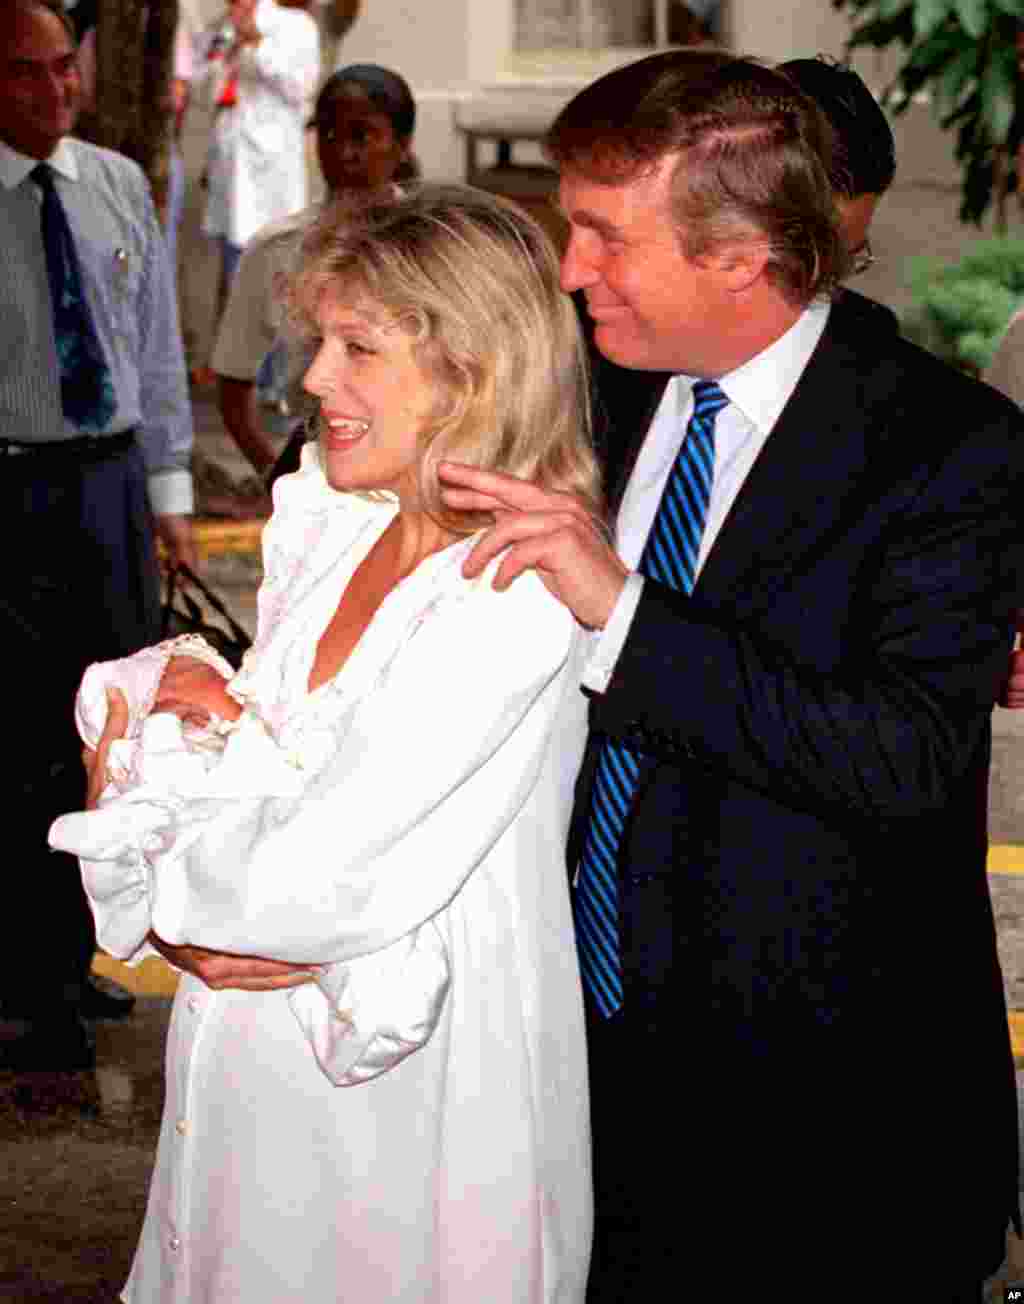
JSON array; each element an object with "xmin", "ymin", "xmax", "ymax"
[{"xmin": 575, "ymin": 291, "xmax": 1023, "ymax": 1281}]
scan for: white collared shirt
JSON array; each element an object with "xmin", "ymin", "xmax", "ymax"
[{"xmin": 586, "ymin": 299, "xmax": 830, "ymax": 692}]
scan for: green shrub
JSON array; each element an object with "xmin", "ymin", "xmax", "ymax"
[{"xmin": 906, "ymin": 237, "xmax": 1024, "ymax": 370}]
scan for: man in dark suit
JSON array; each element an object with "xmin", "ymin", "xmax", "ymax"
[{"xmin": 441, "ymin": 50, "xmax": 1022, "ymax": 1303}]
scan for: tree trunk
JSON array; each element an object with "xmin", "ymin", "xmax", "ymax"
[
  {"xmin": 325, "ymin": 0, "xmax": 362, "ymax": 39},
  {"xmin": 78, "ymin": 1, "xmax": 178, "ymax": 217}
]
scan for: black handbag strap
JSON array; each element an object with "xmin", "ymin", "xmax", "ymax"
[{"xmin": 163, "ymin": 563, "xmax": 253, "ymax": 652}]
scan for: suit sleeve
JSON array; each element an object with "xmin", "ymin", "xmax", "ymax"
[{"xmin": 591, "ymin": 389, "xmax": 1024, "ymax": 826}]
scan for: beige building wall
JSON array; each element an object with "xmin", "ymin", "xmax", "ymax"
[
  {"xmin": 175, "ymin": 0, "xmax": 984, "ymax": 359},
  {"xmin": 334, "ymin": 0, "xmax": 474, "ymax": 182},
  {"xmin": 329, "ymin": 0, "xmax": 903, "ymax": 186},
  {"xmin": 728, "ymin": 0, "xmax": 852, "ymax": 62}
]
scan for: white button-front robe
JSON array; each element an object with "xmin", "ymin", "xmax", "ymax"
[{"xmin": 51, "ymin": 452, "xmax": 592, "ymax": 1303}]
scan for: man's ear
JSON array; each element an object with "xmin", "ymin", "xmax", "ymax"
[{"xmin": 700, "ymin": 241, "xmax": 771, "ymax": 293}]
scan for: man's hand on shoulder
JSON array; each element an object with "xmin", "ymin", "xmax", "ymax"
[{"xmin": 438, "ymin": 463, "xmax": 628, "ymax": 630}]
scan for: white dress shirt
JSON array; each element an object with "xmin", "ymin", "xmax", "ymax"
[
  {"xmin": 586, "ymin": 299, "xmax": 831, "ymax": 693},
  {"xmin": 0, "ymin": 137, "xmax": 193, "ymax": 515}
]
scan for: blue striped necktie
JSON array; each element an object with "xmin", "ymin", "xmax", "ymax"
[
  {"xmin": 32, "ymin": 163, "xmax": 117, "ymax": 432},
  {"xmin": 573, "ymin": 379, "xmax": 729, "ymax": 1018}
]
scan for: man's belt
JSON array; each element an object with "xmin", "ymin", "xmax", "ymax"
[{"xmin": 0, "ymin": 428, "xmax": 138, "ymax": 460}]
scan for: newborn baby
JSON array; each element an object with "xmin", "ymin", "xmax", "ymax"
[
  {"xmin": 51, "ymin": 633, "xmax": 450, "ymax": 1089},
  {"xmin": 75, "ymin": 635, "xmax": 240, "ymax": 796}
]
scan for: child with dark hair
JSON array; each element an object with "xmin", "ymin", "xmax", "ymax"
[{"xmin": 210, "ymin": 62, "xmax": 419, "ymax": 491}]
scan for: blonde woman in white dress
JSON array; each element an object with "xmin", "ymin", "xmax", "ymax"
[{"xmin": 51, "ymin": 186, "xmax": 598, "ymax": 1304}]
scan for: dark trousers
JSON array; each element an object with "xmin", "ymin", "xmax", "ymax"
[
  {"xmin": 584, "ymin": 1004, "xmax": 681, "ymax": 1303},
  {"xmin": 582, "ymin": 999, "xmax": 995, "ymax": 1303},
  {"xmin": 0, "ymin": 438, "xmax": 160, "ymax": 1018}
]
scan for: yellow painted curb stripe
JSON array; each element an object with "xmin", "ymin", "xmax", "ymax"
[
  {"xmin": 192, "ymin": 518, "xmax": 265, "ymax": 558},
  {"xmin": 989, "ymin": 845, "xmax": 1024, "ymax": 875},
  {"xmin": 157, "ymin": 516, "xmax": 265, "ymax": 561},
  {"xmin": 1010, "ymin": 1012, "xmax": 1024, "ymax": 1066},
  {"xmin": 92, "ymin": 952, "xmax": 179, "ymax": 998}
]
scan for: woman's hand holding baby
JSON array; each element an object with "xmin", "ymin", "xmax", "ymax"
[{"xmin": 84, "ymin": 686, "xmax": 130, "ymax": 810}]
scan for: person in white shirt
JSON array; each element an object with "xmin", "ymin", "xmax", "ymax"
[
  {"xmin": 54, "ymin": 185, "xmax": 597, "ymax": 1303},
  {"xmin": 194, "ymin": 0, "xmax": 319, "ymax": 336}
]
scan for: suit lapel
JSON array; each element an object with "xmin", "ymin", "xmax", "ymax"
[
  {"xmin": 591, "ymin": 300, "xmax": 881, "ymax": 613},
  {"xmin": 696, "ymin": 304, "xmax": 874, "ymax": 610}
]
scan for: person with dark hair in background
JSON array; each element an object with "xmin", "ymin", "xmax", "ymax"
[
  {"xmin": 211, "ymin": 63, "xmax": 418, "ymax": 492},
  {"xmin": 0, "ymin": 0, "xmax": 194, "ymax": 1070},
  {"xmin": 781, "ymin": 55, "xmax": 898, "ymax": 331},
  {"xmin": 441, "ymin": 50, "xmax": 1022, "ymax": 1302}
]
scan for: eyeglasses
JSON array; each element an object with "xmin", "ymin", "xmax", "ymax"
[{"xmin": 850, "ymin": 239, "xmax": 876, "ymax": 277}]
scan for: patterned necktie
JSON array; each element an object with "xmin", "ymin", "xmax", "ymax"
[
  {"xmin": 574, "ymin": 379, "xmax": 729, "ymax": 1018},
  {"xmin": 32, "ymin": 163, "xmax": 117, "ymax": 431}
]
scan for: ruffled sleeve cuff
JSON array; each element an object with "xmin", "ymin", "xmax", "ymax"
[
  {"xmin": 287, "ymin": 921, "xmax": 450, "ymax": 1087},
  {"xmin": 49, "ymin": 800, "xmax": 173, "ymax": 962}
]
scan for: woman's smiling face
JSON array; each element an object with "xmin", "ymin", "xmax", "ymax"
[{"xmin": 302, "ymin": 294, "xmax": 444, "ymax": 504}]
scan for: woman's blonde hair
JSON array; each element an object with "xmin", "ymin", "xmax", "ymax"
[{"xmin": 289, "ymin": 184, "xmax": 601, "ymax": 532}]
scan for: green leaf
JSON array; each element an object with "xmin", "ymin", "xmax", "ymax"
[
  {"xmin": 991, "ymin": 0, "xmax": 1024, "ymax": 18},
  {"xmin": 879, "ymin": 0, "xmax": 911, "ymax": 16},
  {"xmin": 953, "ymin": 0, "xmax": 989, "ymax": 37},
  {"xmin": 934, "ymin": 43, "xmax": 979, "ymax": 113},
  {"xmin": 981, "ymin": 50, "xmax": 1017, "ymax": 141},
  {"xmin": 847, "ymin": 11, "xmax": 917, "ymax": 50},
  {"xmin": 904, "ymin": 23, "xmax": 970, "ymax": 69},
  {"xmin": 914, "ymin": 0, "xmax": 953, "ymax": 37}
]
